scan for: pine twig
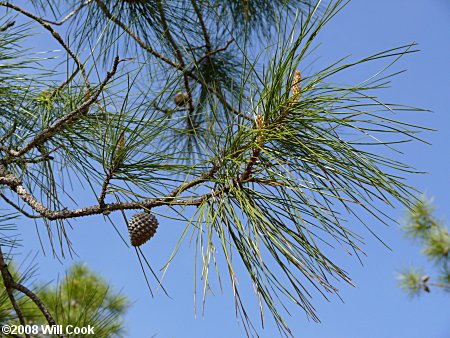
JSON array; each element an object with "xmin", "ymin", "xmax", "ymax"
[
  {"xmin": 239, "ymin": 70, "xmax": 301, "ymax": 182},
  {"xmin": 428, "ymin": 282, "xmax": 450, "ymax": 289},
  {"xmin": 40, "ymin": 0, "xmax": 93, "ymax": 25},
  {"xmin": 0, "ymin": 20, "xmax": 15, "ymax": 31},
  {"xmin": 0, "ymin": 2, "xmax": 90, "ymax": 88},
  {"xmin": 0, "ymin": 193, "xmax": 42, "ymax": 219},
  {"xmin": 14, "ymin": 56, "xmax": 120, "ymax": 157},
  {"xmin": 190, "ymin": 0, "xmax": 212, "ymax": 53},
  {"xmin": 194, "ymin": 38, "xmax": 235, "ymax": 66},
  {"xmin": 0, "ymin": 122, "xmax": 17, "ymax": 143}
]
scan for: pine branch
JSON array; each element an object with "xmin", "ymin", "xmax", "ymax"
[
  {"xmin": 8, "ymin": 56, "xmax": 119, "ymax": 158},
  {"xmin": 0, "ymin": 162, "xmax": 219, "ymax": 221},
  {"xmin": 0, "ymin": 2, "xmax": 90, "ymax": 88}
]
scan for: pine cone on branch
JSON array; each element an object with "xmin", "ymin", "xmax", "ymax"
[{"xmin": 127, "ymin": 212, "xmax": 159, "ymax": 247}]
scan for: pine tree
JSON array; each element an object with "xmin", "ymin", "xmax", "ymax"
[
  {"xmin": 0, "ymin": 259, "xmax": 128, "ymax": 338},
  {"xmin": 0, "ymin": 0, "xmax": 427, "ymax": 336},
  {"xmin": 398, "ymin": 196, "xmax": 450, "ymax": 296}
]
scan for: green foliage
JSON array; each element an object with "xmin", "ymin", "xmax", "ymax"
[
  {"xmin": 0, "ymin": 262, "xmax": 129, "ymax": 337},
  {"xmin": 403, "ymin": 197, "xmax": 438, "ymax": 239},
  {"xmin": 423, "ymin": 227, "xmax": 450, "ymax": 262},
  {"xmin": 398, "ymin": 268, "xmax": 425, "ymax": 297},
  {"xmin": 398, "ymin": 196, "xmax": 450, "ymax": 296}
]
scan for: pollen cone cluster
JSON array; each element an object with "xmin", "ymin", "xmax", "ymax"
[
  {"xmin": 127, "ymin": 212, "xmax": 158, "ymax": 247},
  {"xmin": 291, "ymin": 70, "xmax": 301, "ymax": 98},
  {"xmin": 254, "ymin": 113, "xmax": 265, "ymax": 144}
]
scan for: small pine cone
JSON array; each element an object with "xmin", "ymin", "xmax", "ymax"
[
  {"xmin": 173, "ymin": 92, "xmax": 190, "ymax": 107},
  {"xmin": 127, "ymin": 212, "xmax": 158, "ymax": 247},
  {"xmin": 291, "ymin": 70, "xmax": 301, "ymax": 98}
]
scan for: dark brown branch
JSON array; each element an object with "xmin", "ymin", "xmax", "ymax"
[
  {"xmin": 195, "ymin": 38, "xmax": 235, "ymax": 66},
  {"xmin": 98, "ymin": 131, "xmax": 127, "ymax": 207},
  {"xmin": 0, "ymin": 2, "xmax": 90, "ymax": 88},
  {"xmin": 240, "ymin": 75, "xmax": 301, "ymax": 182},
  {"xmin": 98, "ymin": 170, "xmax": 114, "ymax": 208},
  {"xmin": 191, "ymin": 0, "xmax": 212, "ymax": 53},
  {"xmin": 11, "ymin": 282, "xmax": 65, "ymax": 337},
  {"xmin": 239, "ymin": 147, "xmax": 262, "ymax": 182},
  {"xmin": 0, "ymin": 248, "xmax": 29, "ymax": 338},
  {"xmin": 0, "ymin": 122, "xmax": 19, "ymax": 157},
  {"xmin": 0, "ymin": 176, "xmax": 19, "ymax": 186},
  {"xmin": 56, "ymin": 68, "xmax": 80, "ymax": 93},
  {"xmin": 164, "ymin": 164, "xmax": 218, "ymax": 200},
  {"xmin": 240, "ymin": 115, "xmax": 265, "ymax": 182},
  {"xmin": 17, "ymin": 156, "xmax": 55, "ymax": 165},
  {"xmin": 2, "ymin": 147, "xmax": 59, "ymax": 166},
  {"xmin": 0, "ymin": 144, "xmax": 19, "ymax": 157},
  {"xmin": 188, "ymin": 186, "xmax": 229, "ymax": 205}
]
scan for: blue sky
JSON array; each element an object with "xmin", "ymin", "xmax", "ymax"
[{"xmin": 11, "ymin": 0, "xmax": 450, "ymax": 337}]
